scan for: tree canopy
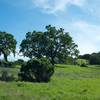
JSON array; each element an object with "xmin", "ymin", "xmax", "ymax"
[
  {"xmin": 0, "ymin": 32, "xmax": 17, "ymax": 62},
  {"xmin": 20, "ymin": 25, "xmax": 79, "ymax": 64},
  {"xmin": 79, "ymin": 52, "xmax": 100, "ymax": 65}
]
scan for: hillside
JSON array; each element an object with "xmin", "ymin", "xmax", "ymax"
[{"xmin": 0, "ymin": 65, "xmax": 100, "ymax": 100}]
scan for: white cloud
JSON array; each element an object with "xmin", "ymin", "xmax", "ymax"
[
  {"xmin": 77, "ymin": 0, "xmax": 100, "ymax": 18},
  {"xmin": 32, "ymin": 0, "xmax": 86, "ymax": 14},
  {"xmin": 4, "ymin": 0, "xmax": 100, "ymax": 17},
  {"xmin": 0, "ymin": 48, "xmax": 29, "ymax": 61},
  {"xmin": 69, "ymin": 21, "xmax": 100, "ymax": 54},
  {"xmin": 32, "ymin": 0, "xmax": 100, "ymax": 18},
  {"xmin": 7, "ymin": 53, "xmax": 29, "ymax": 61}
]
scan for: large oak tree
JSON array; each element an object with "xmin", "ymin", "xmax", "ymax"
[{"xmin": 20, "ymin": 25, "xmax": 79, "ymax": 64}]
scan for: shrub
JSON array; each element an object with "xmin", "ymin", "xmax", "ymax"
[
  {"xmin": 80, "ymin": 63, "xmax": 88, "ymax": 67},
  {"xmin": 0, "ymin": 61, "xmax": 14, "ymax": 68},
  {"xmin": 18, "ymin": 57, "xmax": 54, "ymax": 82},
  {"xmin": 77, "ymin": 59, "xmax": 89, "ymax": 67},
  {"xmin": 66, "ymin": 57, "xmax": 74, "ymax": 65},
  {"xmin": 0, "ymin": 71, "xmax": 16, "ymax": 82},
  {"xmin": 14, "ymin": 59, "xmax": 25, "ymax": 66}
]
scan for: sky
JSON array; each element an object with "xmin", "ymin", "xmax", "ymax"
[{"xmin": 0, "ymin": 0, "xmax": 100, "ymax": 60}]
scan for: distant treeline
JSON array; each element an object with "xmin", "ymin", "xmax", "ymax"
[{"xmin": 79, "ymin": 52, "xmax": 100, "ymax": 65}]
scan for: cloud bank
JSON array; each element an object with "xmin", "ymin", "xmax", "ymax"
[
  {"xmin": 32, "ymin": 0, "xmax": 86, "ymax": 14},
  {"xmin": 69, "ymin": 21, "xmax": 100, "ymax": 54}
]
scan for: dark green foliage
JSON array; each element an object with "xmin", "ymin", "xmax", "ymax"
[
  {"xmin": 79, "ymin": 52, "xmax": 100, "ymax": 65},
  {"xmin": 20, "ymin": 25, "xmax": 79, "ymax": 64},
  {"xmin": 14, "ymin": 59, "xmax": 25, "ymax": 66},
  {"xmin": 0, "ymin": 60, "xmax": 14, "ymax": 68},
  {"xmin": 79, "ymin": 54, "xmax": 91, "ymax": 60},
  {"xmin": 89, "ymin": 53, "xmax": 100, "ymax": 65},
  {"xmin": 80, "ymin": 64, "xmax": 88, "ymax": 67},
  {"xmin": 0, "ymin": 31, "xmax": 17, "ymax": 62},
  {"xmin": 0, "ymin": 70, "xmax": 15, "ymax": 82},
  {"xmin": 19, "ymin": 57, "xmax": 54, "ymax": 82}
]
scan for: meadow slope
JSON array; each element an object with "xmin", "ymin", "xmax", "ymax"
[{"xmin": 0, "ymin": 65, "xmax": 100, "ymax": 100}]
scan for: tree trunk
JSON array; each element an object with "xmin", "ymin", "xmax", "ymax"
[
  {"xmin": 4, "ymin": 53, "xmax": 8, "ymax": 62},
  {"xmin": 51, "ymin": 57, "xmax": 55, "ymax": 65}
]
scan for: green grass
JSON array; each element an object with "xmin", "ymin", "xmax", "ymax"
[{"xmin": 0, "ymin": 65, "xmax": 100, "ymax": 100}]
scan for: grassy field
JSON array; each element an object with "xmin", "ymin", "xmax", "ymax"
[{"xmin": 0, "ymin": 65, "xmax": 100, "ymax": 100}]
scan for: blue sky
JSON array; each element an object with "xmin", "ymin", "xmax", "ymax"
[{"xmin": 0, "ymin": 0, "xmax": 100, "ymax": 60}]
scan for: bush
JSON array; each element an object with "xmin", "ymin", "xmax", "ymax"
[
  {"xmin": 77, "ymin": 59, "xmax": 89, "ymax": 67},
  {"xmin": 80, "ymin": 63, "xmax": 88, "ymax": 67},
  {"xmin": 18, "ymin": 57, "xmax": 54, "ymax": 82},
  {"xmin": 0, "ymin": 61, "xmax": 14, "ymax": 68},
  {"xmin": 66, "ymin": 57, "xmax": 74, "ymax": 65},
  {"xmin": 0, "ymin": 71, "xmax": 16, "ymax": 82},
  {"xmin": 14, "ymin": 59, "xmax": 25, "ymax": 66}
]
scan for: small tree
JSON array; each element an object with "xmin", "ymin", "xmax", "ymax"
[
  {"xmin": 77, "ymin": 59, "xmax": 89, "ymax": 67},
  {"xmin": 0, "ymin": 31, "xmax": 17, "ymax": 62},
  {"xmin": 19, "ymin": 57, "xmax": 54, "ymax": 82}
]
